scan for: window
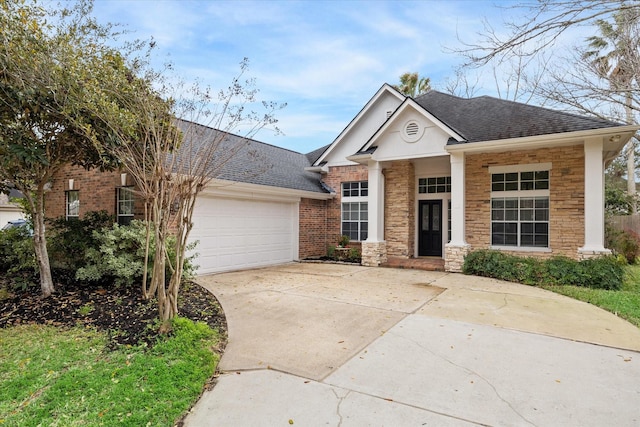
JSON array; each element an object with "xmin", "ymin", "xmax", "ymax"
[
  {"xmin": 66, "ymin": 190, "xmax": 79, "ymax": 219},
  {"xmin": 490, "ymin": 166, "xmax": 550, "ymax": 249},
  {"xmin": 418, "ymin": 177, "xmax": 451, "ymax": 194},
  {"xmin": 117, "ymin": 187, "xmax": 134, "ymax": 225},
  {"xmin": 341, "ymin": 181, "xmax": 368, "ymax": 241}
]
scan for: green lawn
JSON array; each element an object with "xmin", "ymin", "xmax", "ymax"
[
  {"xmin": 0, "ymin": 318, "xmax": 220, "ymax": 427},
  {"xmin": 543, "ymin": 264, "xmax": 640, "ymax": 328}
]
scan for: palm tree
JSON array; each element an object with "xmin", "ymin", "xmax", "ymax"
[
  {"xmin": 393, "ymin": 72, "xmax": 431, "ymax": 98},
  {"xmin": 584, "ymin": 8, "xmax": 640, "ymax": 211}
]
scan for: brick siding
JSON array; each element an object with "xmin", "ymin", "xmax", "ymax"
[
  {"xmin": 322, "ymin": 165, "xmax": 369, "ymax": 247},
  {"xmin": 299, "ymin": 198, "xmax": 328, "ymax": 259},
  {"xmin": 465, "ymin": 145, "xmax": 585, "ymax": 259},
  {"xmin": 44, "ymin": 165, "xmax": 144, "ymax": 221}
]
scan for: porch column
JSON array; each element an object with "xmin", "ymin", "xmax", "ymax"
[
  {"xmin": 579, "ymin": 138, "xmax": 611, "ymax": 258},
  {"xmin": 362, "ymin": 160, "xmax": 387, "ymax": 266},
  {"xmin": 445, "ymin": 151, "xmax": 470, "ymax": 272}
]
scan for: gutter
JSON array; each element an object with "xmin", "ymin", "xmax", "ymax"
[{"xmin": 445, "ymin": 125, "xmax": 639, "ymax": 154}]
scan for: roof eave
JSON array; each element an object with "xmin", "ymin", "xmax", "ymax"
[
  {"xmin": 202, "ymin": 178, "xmax": 334, "ymax": 201},
  {"xmin": 445, "ymin": 125, "xmax": 639, "ymax": 154},
  {"xmin": 345, "ymin": 153, "xmax": 373, "ymax": 165}
]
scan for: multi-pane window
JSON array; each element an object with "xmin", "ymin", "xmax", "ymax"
[
  {"xmin": 490, "ymin": 167, "xmax": 550, "ymax": 248},
  {"xmin": 418, "ymin": 177, "xmax": 451, "ymax": 194},
  {"xmin": 342, "ymin": 181, "xmax": 368, "ymax": 197},
  {"xmin": 341, "ymin": 181, "xmax": 368, "ymax": 241},
  {"xmin": 66, "ymin": 190, "xmax": 79, "ymax": 219},
  {"xmin": 117, "ymin": 187, "xmax": 134, "ymax": 225}
]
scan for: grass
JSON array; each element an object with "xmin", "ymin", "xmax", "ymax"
[
  {"xmin": 543, "ymin": 264, "xmax": 640, "ymax": 328},
  {"xmin": 0, "ymin": 317, "xmax": 220, "ymax": 427}
]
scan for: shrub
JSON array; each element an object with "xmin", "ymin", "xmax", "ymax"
[
  {"xmin": 76, "ymin": 220, "xmax": 197, "ymax": 288},
  {"xmin": 0, "ymin": 225, "xmax": 37, "ymax": 289},
  {"xmin": 347, "ymin": 247, "xmax": 361, "ymax": 262},
  {"xmin": 613, "ymin": 229, "xmax": 640, "ymax": 264},
  {"xmin": 462, "ymin": 249, "xmax": 623, "ymax": 290},
  {"xmin": 47, "ymin": 211, "xmax": 114, "ymax": 274},
  {"xmin": 338, "ymin": 235, "xmax": 350, "ymax": 248},
  {"xmin": 327, "ymin": 245, "xmax": 336, "ymax": 258}
]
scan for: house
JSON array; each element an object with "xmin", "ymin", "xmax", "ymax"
[
  {"xmin": 0, "ymin": 189, "xmax": 24, "ymax": 227},
  {"xmin": 311, "ymin": 84, "xmax": 638, "ymax": 271},
  {"xmin": 44, "ymin": 85, "xmax": 639, "ymax": 274}
]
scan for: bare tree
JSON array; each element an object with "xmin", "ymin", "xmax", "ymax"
[
  {"xmin": 94, "ymin": 58, "xmax": 284, "ymax": 325},
  {"xmin": 454, "ymin": 1, "xmax": 639, "ymax": 67},
  {"xmin": 450, "ymin": 1, "xmax": 640, "ymax": 206}
]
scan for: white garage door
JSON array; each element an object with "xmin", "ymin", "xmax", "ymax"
[{"xmin": 189, "ymin": 196, "xmax": 298, "ymax": 274}]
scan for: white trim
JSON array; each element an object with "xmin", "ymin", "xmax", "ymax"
[
  {"xmin": 361, "ymin": 98, "xmax": 464, "ymax": 153},
  {"xmin": 313, "ymin": 84, "xmax": 405, "ymax": 166},
  {"xmin": 201, "ymin": 178, "xmax": 334, "ymax": 202},
  {"xmin": 446, "ymin": 125, "xmax": 639, "ymax": 154},
  {"xmin": 490, "ymin": 246, "xmax": 552, "ymax": 253}
]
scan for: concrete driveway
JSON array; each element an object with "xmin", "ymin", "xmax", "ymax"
[{"xmin": 184, "ymin": 263, "xmax": 640, "ymax": 426}]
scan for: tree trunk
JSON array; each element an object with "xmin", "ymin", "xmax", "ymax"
[
  {"xmin": 625, "ymin": 92, "xmax": 636, "ymax": 213},
  {"xmin": 32, "ymin": 188, "xmax": 55, "ymax": 297}
]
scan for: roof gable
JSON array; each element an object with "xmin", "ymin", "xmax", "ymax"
[{"xmin": 313, "ymin": 84, "xmax": 405, "ymax": 166}]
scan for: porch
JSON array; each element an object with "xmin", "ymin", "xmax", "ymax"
[{"xmin": 381, "ymin": 256, "xmax": 445, "ymax": 272}]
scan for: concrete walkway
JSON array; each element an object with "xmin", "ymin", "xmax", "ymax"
[{"xmin": 184, "ymin": 263, "xmax": 640, "ymax": 426}]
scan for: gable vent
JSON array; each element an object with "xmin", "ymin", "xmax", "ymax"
[
  {"xmin": 401, "ymin": 120, "xmax": 423, "ymax": 143},
  {"xmin": 406, "ymin": 122, "xmax": 419, "ymax": 136}
]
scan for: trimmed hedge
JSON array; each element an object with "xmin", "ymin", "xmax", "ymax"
[{"xmin": 462, "ymin": 249, "xmax": 623, "ymax": 290}]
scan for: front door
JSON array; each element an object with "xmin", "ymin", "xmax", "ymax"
[{"xmin": 419, "ymin": 200, "xmax": 442, "ymax": 257}]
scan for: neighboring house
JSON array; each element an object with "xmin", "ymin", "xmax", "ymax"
[
  {"xmin": 44, "ymin": 85, "xmax": 639, "ymax": 274},
  {"xmin": 311, "ymin": 84, "xmax": 639, "ymax": 271},
  {"xmin": 0, "ymin": 189, "xmax": 24, "ymax": 227}
]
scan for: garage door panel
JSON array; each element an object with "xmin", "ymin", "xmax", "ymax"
[{"xmin": 189, "ymin": 196, "xmax": 296, "ymax": 274}]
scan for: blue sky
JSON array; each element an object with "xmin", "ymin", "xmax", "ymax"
[{"xmin": 89, "ymin": 0, "xmax": 566, "ymax": 153}]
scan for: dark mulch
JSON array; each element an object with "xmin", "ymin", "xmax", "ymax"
[{"xmin": 0, "ymin": 277, "xmax": 227, "ymax": 349}]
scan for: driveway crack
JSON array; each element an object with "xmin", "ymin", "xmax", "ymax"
[
  {"xmin": 389, "ymin": 330, "xmax": 537, "ymax": 427},
  {"xmin": 331, "ymin": 389, "xmax": 349, "ymax": 426}
]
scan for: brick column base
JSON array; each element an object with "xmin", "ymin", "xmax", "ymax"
[
  {"xmin": 361, "ymin": 241, "xmax": 387, "ymax": 267},
  {"xmin": 577, "ymin": 248, "xmax": 612, "ymax": 260},
  {"xmin": 444, "ymin": 243, "xmax": 471, "ymax": 273}
]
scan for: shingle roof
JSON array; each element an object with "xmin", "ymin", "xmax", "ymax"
[
  {"xmin": 175, "ymin": 120, "xmax": 326, "ymax": 194},
  {"xmin": 305, "ymin": 144, "xmax": 330, "ymax": 165},
  {"xmin": 414, "ymin": 91, "xmax": 624, "ymax": 143}
]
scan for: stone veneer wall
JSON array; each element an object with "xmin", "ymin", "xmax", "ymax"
[
  {"xmin": 465, "ymin": 145, "xmax": 585, "ymax": 260},
  {"xmin": 322, "ymin": 164, "xmax": 369, "ymax": 246},
  {"xmin": 44, "ymin": 165, "xmax": 144, "ymax": 220},
  {"xmin": 383, "ymin": 161, "xmax": 415, "ymax": 257},
  {"xmin": 299, "ymin": 198, "xmax": 328, "ymax": 259},
  {"xmin": 444, "ymin": 243, "xmax": 470, "ymax": 273},
  {"xmin": 362, "ymin": 241, "xmax": 387, "ymax": 266}
]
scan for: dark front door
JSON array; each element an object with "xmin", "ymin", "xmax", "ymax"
[{"xmin": 419, "ymin": 200, "xmax": 442, "ymax": 257}]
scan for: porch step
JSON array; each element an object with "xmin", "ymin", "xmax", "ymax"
[{"xmin": 381, "ymin": 257, "xmax": 445, "ymax": 272}]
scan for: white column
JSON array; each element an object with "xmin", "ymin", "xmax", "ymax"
[
  {"xmin": 366, "ymin": 160, "xmax": 385, "ymax": 242},
  {"xmin": 580, "ymin": 138, "xmax": 609, "ymax": 253},
  {"xmin": 448, "ymin": 152, "xmax": 467, "ymax": 246}
]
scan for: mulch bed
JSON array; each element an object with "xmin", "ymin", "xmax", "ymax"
[{"xmin": 0, "ymin": 277, "xmax": 227, "ymax": 349}]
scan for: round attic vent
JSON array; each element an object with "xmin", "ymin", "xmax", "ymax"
[{"xmin": 402, "ymin": 120, "xmax": 422, "ymax": 142}]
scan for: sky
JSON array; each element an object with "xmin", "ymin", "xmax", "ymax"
[{"xmin": 88, "ymin": 0, "xmax": 577, "ymax": 154}]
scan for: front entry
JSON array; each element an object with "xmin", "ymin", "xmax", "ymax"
[{"xmin": 419, "ymin": 200, "xmax": 442, "ymax": 257}]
